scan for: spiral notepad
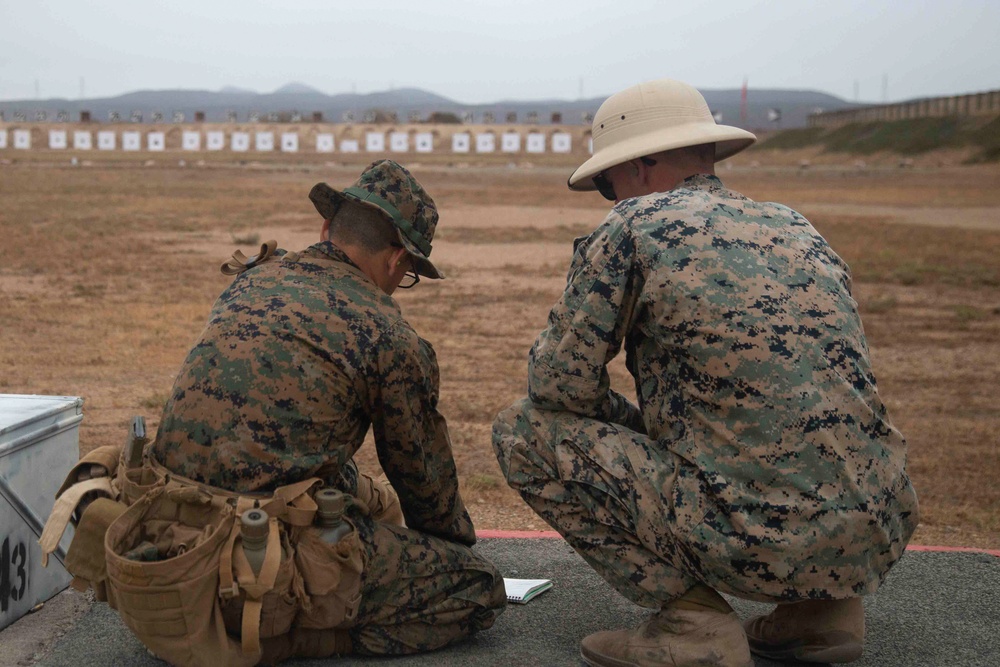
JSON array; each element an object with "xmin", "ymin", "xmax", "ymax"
[{"xmin": 503, "ymin": 578, "xmax": 553, "ymax": 604}]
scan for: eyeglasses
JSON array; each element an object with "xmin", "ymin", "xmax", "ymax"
[
  {"xmin": 398, "ymin": 269, "xmax": 420, "ymax": 289},
  {"xmin": 592, "ymin": 171, "xmax": 617, "ymax": 201},
  {"xmin": 390, "ymin": 242, "xmax": 421, "ymax": 289},
  {"xmin": 591, "ymin": 156, "xmax": 658, "ymax": 202}
]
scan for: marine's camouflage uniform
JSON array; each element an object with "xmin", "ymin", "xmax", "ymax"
[
  {"xmin": 153, "ymin": 240, "xmax": 505, "ymax": 654},
  {"xmin": 493, "ymin": 174, "xmax": 918, "ymax": 608}
]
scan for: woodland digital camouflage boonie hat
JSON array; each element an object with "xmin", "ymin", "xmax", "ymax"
[{"xmin": 309, "ymin": 159, "xmax": 443, "ymax": 279}]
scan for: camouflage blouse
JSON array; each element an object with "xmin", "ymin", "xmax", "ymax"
[
  {"xmin": 529, "ymin": 175, "xmax": 917, "ymax": 582},
  {"xmin": 153, "ymin": 241, "xmax": 475, "ymax": 545}
]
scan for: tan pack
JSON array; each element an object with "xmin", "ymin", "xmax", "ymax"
[{"xmin": 39, "ymin": 421, "xmax": 376, "ymax": 666}]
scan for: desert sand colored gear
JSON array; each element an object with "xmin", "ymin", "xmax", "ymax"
[{"xmin": 569, "ymin": 78, "xmax": 757, "ymax": 191}]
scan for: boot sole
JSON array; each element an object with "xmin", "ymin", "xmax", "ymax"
[
  {"xmin": 748, "ymin": 634, "xmax": 863, "ymax": 664},
  {"xmin": 581, "ymin": 646, "xmax": 755, "ymax": 667}
]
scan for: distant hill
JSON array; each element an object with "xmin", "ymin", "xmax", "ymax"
[
  {"xmin": 756, "ymin": 115, "xmax": 1000, "ymax": 162},
  {"xmin": 0, "ymin": 84, "xmax": 863, "ymax": 129}
]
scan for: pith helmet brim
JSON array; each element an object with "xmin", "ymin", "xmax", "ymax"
[{"xmin": 568, "ymin": 78, "xmax": 757, "ymax": 192}]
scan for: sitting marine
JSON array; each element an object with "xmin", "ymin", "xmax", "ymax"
[{"xmin": 41, "ymin": 160, "xmax": 506, "ymax": 666}]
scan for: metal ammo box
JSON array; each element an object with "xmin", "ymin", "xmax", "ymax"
[{"xmin": 0, "ymin": 394, "xmax": 81, "ymax": 631}]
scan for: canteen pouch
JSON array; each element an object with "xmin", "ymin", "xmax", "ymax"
[
  {"xmin": 105, "ymin": 485, "xmax": 258, "ymax": 667},
  {"xmin": 292, "ymin": 520, "xmax": 365, "ymax": 629},
  {"xmin": 219, "ymin": 526, "xmax": 300, "ymax": 644}
]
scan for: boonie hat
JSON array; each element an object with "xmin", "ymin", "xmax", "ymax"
[
  {"xmin": 309, "ymin": 159, "xmax": 443, "ymax": 279},
  {"xmin": 569, "ymin": 78, "xmax": 757, "ymax": 192}
]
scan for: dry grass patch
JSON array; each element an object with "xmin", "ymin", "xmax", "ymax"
[{"xmin": 2, "ymin": 159, "xmax": 998, "ymax": 549}]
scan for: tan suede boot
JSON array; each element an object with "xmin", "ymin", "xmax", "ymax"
[
  {"xmin": 743, "ymin": 597, "xmax": 865, "ymax": 663},
  {"xmin": 580, "ymin": 584, "xmax": 754, "ymax": 667}
]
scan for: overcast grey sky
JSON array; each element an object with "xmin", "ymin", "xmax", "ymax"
[{"xmin": 0, "ymin": 0, "xmax": 996, "ymax": 104}]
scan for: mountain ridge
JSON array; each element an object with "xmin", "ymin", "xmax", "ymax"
[{"xmin": 0, "ymin": 85, "xmax": 865, "ymax": 129}]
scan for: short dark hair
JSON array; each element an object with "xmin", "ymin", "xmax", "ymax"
[{"xmin": 327, "ymin": 199, "xmax": 399, "ymax": 254}]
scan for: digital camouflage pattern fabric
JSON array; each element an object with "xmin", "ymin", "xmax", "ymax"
[
  {"xmin": 153, "ymin": 240, "xmax": 505, "ymax": 651},
  {"xmin": 154, "ymin": 241, "xmax": 471, "ymax": 542},
  {"xmin": 309, "ymin": 159, "xmax": 443, "ymax": 279},
  {"xmin": 494, "ymin": 174, "xmax": 918, "ymax": 605}
]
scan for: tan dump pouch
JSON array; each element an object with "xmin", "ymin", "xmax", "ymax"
[
  {"xmin": 105, "ymin": 485, "xmax": 258, "ymax": 667},
  {"xmin": 292, "ymin": 521, "xmax": 364, "ymax": 630},
  {"xmin": 63, "ymin": 497, "xmax": 129, "ymax": 601}
]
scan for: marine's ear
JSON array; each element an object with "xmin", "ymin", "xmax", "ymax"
[{"xmin": 320, "ymin": 219, "xmax": 332, "ymax": 242}]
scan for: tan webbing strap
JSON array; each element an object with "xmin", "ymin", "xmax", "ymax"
[
  {"xmin": 233, "ymin": 517, "xmax": 282, "ymax": 656},
  {"xmin": 218, "ymin": 518, "xmax": 242, "ymax": 599},
  {"xmin": 218, "ymin": 496, "xmax": 258, "ymax": 600},
  {"xmin": 38, "ymin": 477, "xmax": 115, "ymax": 567},
  {"xmin": 221, "ymin": 240, "xmax": 278, "ymax": 276},
  {"xmin": 262, "ymin": 478, "xmax": 320, "ymax": 526}
]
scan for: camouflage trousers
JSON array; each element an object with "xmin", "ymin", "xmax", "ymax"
[
  {"xmin": 493, "ymin": 399, "xmax": 917, "ymax": 606},
  {"xmin": 493, "ymin": 398, "xmax": 702, "ymax": 609},
  {"xmin": 265, "ymin": 509, "xmax": 507, "ymax": 661},
  {"xmin": 348, "ymin": 512, "xmax": 505, "ymax": 655}
]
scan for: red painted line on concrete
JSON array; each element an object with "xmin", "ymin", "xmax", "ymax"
[
  {"xmin": 476, "ymin": 531, "xmax": 1000, "ymax": 557},
  {"xmin": 477, "ymin": 529, "xmax": 561, "ymax": 539},
  {"xmin": 906, "ymin": 544, "xmax": 1000, "ymax": 557}
]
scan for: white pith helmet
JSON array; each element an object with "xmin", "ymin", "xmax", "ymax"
[{"xmin": 569, "ymin": 78, "xmax": 757, "ymax": 191}]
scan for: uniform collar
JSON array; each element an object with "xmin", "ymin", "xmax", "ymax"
[
  {"xmin": 301, "ymin": 240, "xmax": 363, "ymax": 271},
  {"xmin": 679, "ymin": 173, "xmax": 724, "ymax": 190}
]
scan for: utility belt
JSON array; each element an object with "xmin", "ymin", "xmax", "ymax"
[{"xmin": 39, "ymin": 434, "xmax": 372, "ymax": 667}]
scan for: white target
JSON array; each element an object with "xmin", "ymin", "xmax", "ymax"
[
  {"xmin": 475, "ymin": 134, "xmax": 495, "ymax": 153},
  {"xmin": 49, "ymin": 130, "xmax": 68, "ymax": 149},
  {"xmin": 501, "ymin": 132, "xmax": 520, "ymax": 153},
  {"xmin": 122, "ymin": 131, "xmax": 141, "ymax": 151},
  {"xmin": 232, "ymin": 132, "xmax": 250, "ymax": 152},
  {"xmin": 73, "ymin": 131, "xmax": 92, "ymax": 150},
  {"xmin": 414, "ymin": 132, "xmax": 433, "ymax": 153},
  {"xmin": 281, "ymin": 133, "xmax": 298, "ymax": 152},
  {"xmin": 206, "ymin": 131, "xmax": 225, "ymax": 151},
  {"xmin": 148, "ymin": 132, "xmax": 165, "ymax": 151},
  {"xmin": 551, "ymin": 132, "xmax": 572, "ymax": 153},
  {"xmin": 316, "ymin": 134, "xmax": 335, "ymax": 153},
  {"xmin": 0, "ymin": 130, "xmax": 7, "ymax": 149},
  {"xmin": 97, "ymin": 131, "xmax": 116, "ymax": 150},
  {"xmin": 255, "ymin": 132, "xmax": 274, "ymax": 151},
  {"xmin": 340, "ymin": 139, "xmax": 359, "ymax": 153},
  {"xmin": 526, "ymin": 133, "xmax": 545, "ymax": 153},
  {"xmin": 389, "ymin": 132, "xmax": 408, "ymax": 152},
  {"xmin": 452, "ymin": 133, "xmax": 470, "ymax": 153},
  {"xmin": 365, "ymin": 132, "xmax": 385, "ymax": 152},
  {"xmin": 13, "ymin": 129, "xmax": 31, "ymax": 149},
  {"xmin": 182, "ymin": 131, "xmax": 201, "ymax": 151}
]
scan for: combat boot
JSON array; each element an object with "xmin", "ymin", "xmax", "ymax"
[
  {"xmin": 743, "ymin": 597, "xmax": 864, "ymax": 663},
  {"xmin": 580, "ymin": 584, "xmax": 753, "ymax": 667}
]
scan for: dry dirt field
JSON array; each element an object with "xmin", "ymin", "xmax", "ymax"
[{"xmin": 2, "ymin": 149, "xmax": 998, "ymax": 549}]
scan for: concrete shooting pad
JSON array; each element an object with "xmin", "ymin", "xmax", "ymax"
[{"xmin": 7, "ymin": 536, "xmax": 999, "ymax": 667}]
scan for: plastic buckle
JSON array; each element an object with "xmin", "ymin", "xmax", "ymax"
[{"xmin": 219, "ymin": 582, "xmax": 240, "ymax": 599}]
